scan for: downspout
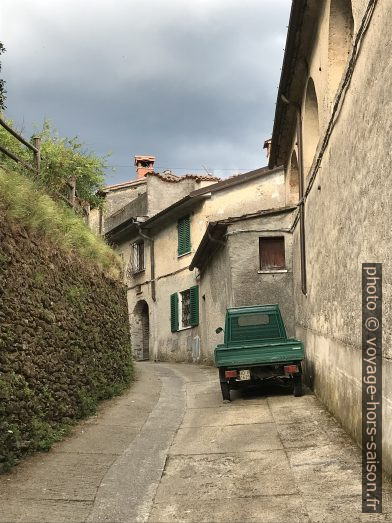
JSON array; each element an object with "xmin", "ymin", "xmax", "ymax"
[
  {"xmin": 281, "ymin": 95, "xmax": 307, "ymax": 296},
  {"xmin": 134, "ymin": 222, "xmax": 156, "ymax": 302}
]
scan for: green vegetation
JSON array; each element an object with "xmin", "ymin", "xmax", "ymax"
[
  {"xmin": 0, "ymin": 119, "xmax": 110, "ymax": 208},
  {"xmin": 0, "ymin": 166, "xmax": 120, "ymax": 277},
  {"xmin": 0, "ymin": 355, "xmax": 133, "ymax": 471}
]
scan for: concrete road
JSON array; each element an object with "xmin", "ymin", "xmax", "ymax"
[{"xmin": 1, "ymin": 362, "xmax": 392, "ymax": 522}]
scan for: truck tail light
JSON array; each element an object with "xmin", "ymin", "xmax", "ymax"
[
  {"xmin": 284, "ymin": 365, "xmax": 299, "ymax": 375},
  {"xmin": 225, "ymin": 370, "xmax": 237, "ymax": 378}
]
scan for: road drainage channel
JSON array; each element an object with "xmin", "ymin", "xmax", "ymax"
[{"xmin": 87, "ymin": 364, "xmax": 186, "ymax": 523}]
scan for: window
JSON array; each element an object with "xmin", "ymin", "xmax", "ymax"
[
  {"xmin": 131, "ymin": 241, "xmax": 145, "ymax": 273},
  {"xmin": 170, "ymin": 286, "xmax": 199, "ymax": 332},
  {"xmin": 230, "ymin": 313, "xmax": 283, "ymax": 342},
  {"xmin": 177, "ymin": 216, "xmax": 191, "ymax": 256},
  {"xmin": 238, "ymin": 314, "xmax": 269, "ymax": 327},
  {"xmin": 180, "ymin": 289, "xmax": 191, "ymax": 328},
  {"xmin": 259, "ymin": 237, "xmax": 285, "ymax": 270}
]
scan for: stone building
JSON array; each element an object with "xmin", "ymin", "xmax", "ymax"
[
  {"xmin": 103, "ymin": 158, "xmax": 294, "ymax": 364},
  {"xmin": 267, "ymin": 0, "xmax": 392, "ymax": 473},
  {"xmin": 189, "ymin": 206, "xmax": 296, "ymax": 363}
]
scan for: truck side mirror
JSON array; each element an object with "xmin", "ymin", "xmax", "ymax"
[{"xmin": 215, "ymin": 327, "xmax": 223, "ymax": 334}]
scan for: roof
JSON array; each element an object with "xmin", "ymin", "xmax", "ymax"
[
  {"xmin": 101, "ymin": 179, "xmax": 146, "ymax": 193},
  {"xmin": 101, "ymin": 171, "xmax": 220, "ymax": 194},
  {"xmin": 268, "ymin": 0, "xmax": 320, "ymax": 168},
  {"xmin": 189, "ymin": 206, "xmax": 296, "ymax": 272},
  {"xmin": 105, "ymin": 165, "xmax": 284, "ymax": 242},
  {"xmin": 147, "ymin": 171, "xmax": 221, "ymax": 183}
]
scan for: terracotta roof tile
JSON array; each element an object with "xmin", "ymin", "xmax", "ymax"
[{"xmin": 146, "ymin": 172, "xmax": 221, "ymax": 183}]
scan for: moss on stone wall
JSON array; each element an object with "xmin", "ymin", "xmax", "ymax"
[{"xmin": 0, "ymin": 208, "xmax": 132, "ymax": 471}]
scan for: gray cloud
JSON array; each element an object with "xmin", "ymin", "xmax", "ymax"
[{"xmin": 1, "ymin": 0, "xmax": 290, "ymax": 183}]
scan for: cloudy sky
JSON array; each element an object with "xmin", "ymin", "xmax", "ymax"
[{"xmin": 1, "ymin": 0, "xmax": 291, "ymax": 184}]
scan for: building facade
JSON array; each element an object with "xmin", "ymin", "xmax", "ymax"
[
  {"xmin": 268, "ymin": 0, "xmax": 392, "ymax": 473},
  {"xmin": 103, "ymin": 160, "xmax": 294, "ymax": 364}
]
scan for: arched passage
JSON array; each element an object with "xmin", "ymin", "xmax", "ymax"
[
  {"xmin": 303, "ymin": 77, "xmax": 320, "ymax": 173},
  {"xmin": 132, "ymin": 300, "xmax": 150, "ymax": 361},
  {"xmin": 287, "ymin": 150, "xmax": 300, "ymax": 204},
  {"xmin": 328, "ymin": 0, "xmax": 354, "ymax": 97}
]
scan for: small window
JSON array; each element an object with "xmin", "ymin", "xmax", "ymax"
[
  {"xmin": 259, "ymin": 237, "xmax": 285, "ymax": 270},
  {"xmin": 132, "ymin": 241, "xmax": 145, "ymax": 273},
  {"xmin": 177, "ymin": 216, "xmax": 191, "ymax": 256},
  {"xmin": 180, "ymin": 289, "xmax": 191, "ymax": 328},
  {"xmin": 170, "ymin": 285, "xmax": 199, "ymax": 332},
  {"xmin": 238, "ymin": 314, "xmax": 269, "ymax": 327}
]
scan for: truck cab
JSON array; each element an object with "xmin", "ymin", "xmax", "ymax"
[{"xmin": 214, "ymin": 304, "xmax": 304, "ymax": 401}]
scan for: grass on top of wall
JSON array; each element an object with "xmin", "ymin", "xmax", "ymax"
[{"xmin": 0, "ymin": 166, "xmax": 120, "ymax": 278}]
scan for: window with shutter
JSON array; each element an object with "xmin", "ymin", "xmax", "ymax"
[
  {"xmin": 170, "ymin": 293, "xmax": 179, "ymax": 332},
  {"xmin": 259, "ymin": 237, "xmax": 285, "ymax": 269},
  {"xmin": 190, "ymin": 285, "xmax": 199, "ymax": 326},
  {"xmin": 180, "ymin": 289, "xmax": 191, "ymax": 328},
  {"xmin": 177, "ymin": 216, "xmax": 191, "ymax": 256},
  {"xmin": 131, "ymin": 241, "xmax": 145, "ymax": 273}
]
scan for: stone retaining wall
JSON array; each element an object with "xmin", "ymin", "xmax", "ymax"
[{"xmin": 0, "ymin": 209, "xmax": 132, "ymax": 471}]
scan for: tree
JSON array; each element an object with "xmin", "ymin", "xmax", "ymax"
[
  {"xmin": 0, "ymin": 42, "xmax": 6, "ymax": 111},
  {"xmin": 0, "ymin": 119, "xmax": 109, "ymax": 208}
]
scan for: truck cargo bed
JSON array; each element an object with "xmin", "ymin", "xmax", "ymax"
[{"xmin": 214, "ymin": 339, "xmax": 304, "ymax": 367}]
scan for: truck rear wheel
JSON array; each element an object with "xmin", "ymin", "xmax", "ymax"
[
  {"xmin": 220, "ymin": 381, "xmax": 231, "ymax": 401},
  {"xmin": 293, "ymin": 375, "xmax": 303, "ymax": 397}
]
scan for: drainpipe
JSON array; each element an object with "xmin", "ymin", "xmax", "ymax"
[
  {"xmin": 281, "ymin": 94, "xmax": 307, "ymax": 296},
  {"xmin": 134, "ymin": 221, "xmax": 156, "ymax": 302}
]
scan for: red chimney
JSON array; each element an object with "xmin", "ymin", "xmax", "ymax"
[{"xmin": 134, "ymin": 155, "xmax": 155, "ymax": 179}]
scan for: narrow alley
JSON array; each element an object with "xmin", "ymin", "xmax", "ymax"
[{"xmin": 0, "ymin": 363, "xmax": 391, "ymax": 523}]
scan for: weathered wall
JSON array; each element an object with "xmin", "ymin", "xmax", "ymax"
[
  {"xmin": 227, "ymin": 212, "xmax": 295, "ymax": 336},
  {"xmin": 286, "ymin": 1, "xmax": 392, "ymax": 474},
  {"xmin": 105, "ymin": 182, "xmax": 146, "ymax": 217},
  {"xmin": 153, "ymin": 268, "xmax": 200, "ymax": 363},
  {"xmin": 199, "ymin": 244, "xmax": 234, "ymax": 364},
  {"xmin": 0, "ymin": 210, "xmax": 132, "ymax": 471},
  {"xmin": 122, "ymin": 169, "xmax": 287, "ymax": 363},
  {"xmin": 204, "ymin": 169, "xmax": 285, "ymax": 222},
  {"xmin": 104, "ymin": 193, "xmax": 148, "ymax": 235},
  {"xmin": 146, "ymin": 176, "xmax": 197, "ymax": 217}
]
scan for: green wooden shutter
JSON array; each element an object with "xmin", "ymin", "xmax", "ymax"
[
  {"xmin": 178, "ymin": 216, "xmax": 191, "ymax": 256},
  {"xmin": 190, "ymin": 285, "xmax": 199, "ymax": 327},
  {"xmin": 170, "ymin": 293, "xmax": 179, "ymax": 332}
]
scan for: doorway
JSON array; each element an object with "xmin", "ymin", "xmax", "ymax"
[{"xmin": 133, "ymin": 300, "xmax": 150, "ymax": 361}]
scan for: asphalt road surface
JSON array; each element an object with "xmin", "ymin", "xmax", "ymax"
[{"xmin": 1, "ymin": 362, "xmax": 392, "ymax": 522}]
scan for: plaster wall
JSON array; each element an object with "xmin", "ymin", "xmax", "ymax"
[
  {"xmin": 118, "ymin": 168, "xmax": 288, "ymax": 364},
  {"xmin": 227, "ymin": 213, "xmax": 295, "ymax": 337},
  {"xmin": 199, "ymin": 245, "xmax": 234, "ymax": 365},
  {"xmin": 105, "ymin": 183, "xmax": 146, "ymax": 217},
  {"xmin": 153, "ymin": 268, "xmax": 200, "ymax": 362},
  {"xmin": 287, "ymin": 0, "xmax": 392, "ymax": 473},
  {"xmin": 204, "ymin": 170, "xmax": 285, "ymax": 222},
  {"xmin": 146, "ymin": 175, "xmax": 217, "ymax": 217}
]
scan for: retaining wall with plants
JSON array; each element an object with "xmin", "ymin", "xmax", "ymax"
[{"xmin": 0, "ymin": 202, "xmax": 132, "ymax": 471}]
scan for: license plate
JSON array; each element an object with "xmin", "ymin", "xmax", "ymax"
[{"xmin": 239, "ymin": 369, "xmax": 251, "ymax": 381}]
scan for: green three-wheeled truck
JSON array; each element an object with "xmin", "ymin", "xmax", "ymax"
[{"xmin": 214, "ymin": 304, "xmax": 305, "ymax": 401}]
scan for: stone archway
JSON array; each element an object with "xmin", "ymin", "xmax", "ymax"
[
  {"xmin": 303, "ymin": 77, "xmax": 320, "ymax": 174},
  {"xmin": 287, "ymin": 150, "xmax": 300, "ymax": 204},
  {"xmin": 132, "ymin": 300, "xmax": 150, "ymax": 361},
  {"xmin": 328, "ymin": 0, "xmax": 354, "ymax": 98}
]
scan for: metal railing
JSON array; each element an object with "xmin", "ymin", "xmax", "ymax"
[
  {"xmin": 0, "ymin": 115, "xmax": 90, "ymax": 220},
  {"xmin": 0, "ymin": 115, "xmax": 41, "ymax": 174}
]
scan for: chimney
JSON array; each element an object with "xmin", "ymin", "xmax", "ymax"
[
  {"xmin": 134, "ymin": 155, "xmax": 155, "ymax": 179},
  {"xmin": 263, "ymin": 139, "xmax": 272, "ymax": 158}
]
